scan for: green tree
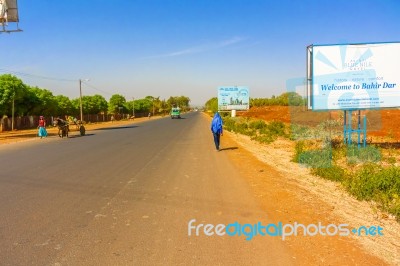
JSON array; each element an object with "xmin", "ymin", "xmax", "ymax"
[
  {"xmin": 91, "ymin": 94, "xmax": 108, "ymax": 114},
  {"xmin": 54, "ymin": 95, "xmax": 73, "ymax": 116},
  {"xmin": 132, "ymin": 98, "xmax": 152, "ymax": 113},
  {"xmin": 15, "ymin": 85, "xmax": 39, "ymax": 116},
  {"xmin": 71, "ymin": 98, "xmax": 81, "ymax": 116},
  {"xmin": 167, "ymin": 96, "xmax": 191, "ymax": 111},
  {"xmin": 108, "ymin": 94, "xmax": 127, "ymax": 114},
  {"xmin": 159, "ymin": 99, "xmax": 168, "ymax": 115},
  {"xmin": 250, "ymin": 92, "xmax": 305, "ymax": 107},
  {"xmin": 79, "ymin": 94, "xmax": 108, "ymax": 115},
  {"xmin": 82, "ymin": 96, "xmax": 95, "ymax": 115},
  {"xmin": 0, "ymin": 74, "xmax": 26, "ymax": 116},
  {"xmin": 205, "ymin": 97, "xmax": 218, "ymax": 113},
  {"xmin": 29, "ymin": 87, "xmax": 58, "ymax": 116}
]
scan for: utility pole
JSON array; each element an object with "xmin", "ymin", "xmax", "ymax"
[
  {"xmin": 152, "ymin": 98, "xmax": 155, "ymax": 117},
  {"xmin": 11, "ymin": 95, "xmax": 14, "ymax": 131},
  {"xmin": 132, "ymin": 97, "xmax": 135, "ymax": 117},
  {"xmin": 79, "ymin": 79, "xmax": 83, "ymax": 122},
  {"xmin": 79, "ymin": 79, "xmax": 90, "ymax": 122}
]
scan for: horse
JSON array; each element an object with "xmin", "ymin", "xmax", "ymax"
[{"xmin": 53, "ymin": 118, "xmax": 69, "ymax": 138}]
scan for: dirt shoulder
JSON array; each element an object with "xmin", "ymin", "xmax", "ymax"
[
  {"xmin": 220, "ymin": 128, "xmax": 400, "ymax": 265},
  {"xmin": 0, "ymin": 116, "xmax": 163, "ymax": 146}
]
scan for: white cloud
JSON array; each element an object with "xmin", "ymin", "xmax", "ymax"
[{"xmin": 144, "ymin": 36, "xmax": 246, "ymax": 59}]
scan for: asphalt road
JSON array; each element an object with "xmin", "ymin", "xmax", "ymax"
[{"xmin": 0, "ymin": 112, "xmax": 294, "ymax": 265}]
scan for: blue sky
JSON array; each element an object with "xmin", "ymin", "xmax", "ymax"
[{"xmin": 1, "ymin": 0, "xmax": 399, "ymax": 105}]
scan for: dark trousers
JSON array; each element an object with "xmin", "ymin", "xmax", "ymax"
[{"xmin": 213, "ymin": 133, "xmax": 221, "ymax": 150}]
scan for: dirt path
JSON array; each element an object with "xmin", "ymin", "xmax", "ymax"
[
  {"xmin": 221, "ymin": 130, "xmax": 400, "ymax": 265},
  {"xmin": 0, "ymin": 116, "xmax": 163, "ymax": 146}
]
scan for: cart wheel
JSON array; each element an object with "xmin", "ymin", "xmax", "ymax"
[{"xmin": 80, "ymin": 125, "xmax": 86, "ymax": 136}]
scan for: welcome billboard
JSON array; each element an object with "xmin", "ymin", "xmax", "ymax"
[
  {"xmin": 308, "ymin": 42, "xmax": 400, "ymax": 111},
  {"xmin": 218, "ymin": 86, "xmax": 249, "ymax": 111}
]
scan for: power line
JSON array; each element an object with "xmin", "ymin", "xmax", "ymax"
[
  {"xmin": 0, "ymin": 68, "xmax": 114, "ymax": 97},
  {"xmin": 0, "ymin": 68, "xmax": 76, "ymax": 82},
  {"xmin": 81, "ymin": 81, "xmax": 113, "ymax": 96}
]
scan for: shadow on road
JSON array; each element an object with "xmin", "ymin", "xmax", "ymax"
[
  {"xmin": 220, "ymin": 146, "xmax": 238, "ymax": 151},
  {"xmin": 93, "ymin": 125, "xmax": 139, "ymax": 131},
  {"xmin": 66, "ymin": 133, "xmax": 95, "ymax": 139}
]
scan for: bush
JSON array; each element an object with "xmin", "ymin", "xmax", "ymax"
[
  {"xmin": 222, "ymin": 117, "xmax": 255, "ymax": 136},
  {"xmin": 251, "ymin": 134, "xmax": 276, "ymax": 144},
  {"xmin": 297, "ymin": 147, "xmax": 332, "ymax": 168},
  {"xmin": 290, "ymin": 124, "xmax": 313, "ymax": 140},
  {"xmin": 223, "ymin": 118, "xmax": 286, "ymax": 142},
  {"xmin": 293, "ymin": 140, "xmax": 306, "ymax": 162},
  {"xmin": 345, "ymin": 164, "xmax": 400, "ymax": 200},
  {"xmin": 235, "ymin": 122, "xmax": 255, "ymax": 136},
  {"xmin": 344, "ymin": 164, "xmax": 400, "ymax": 219},
  {"xmin": 248, "ymin": 120, "xmax": 267, "ymax": 130},
  {"xmin": 223, "ymin": 117, "xmax": 236, "ymax": 132},
  {"xmin": 267, "ymin": 121, "xmax": 287, "ymax": 137},
  {"xmin": 389, "ymin": 200, "xmax": 400, "ymax": 221},
  {"xmin": 346, "ymin": 145, "xmax": 381, "ymax": 164},
  {"xmin": 311, "ymin": 165, "xmax": 345, "ymax": 182}
]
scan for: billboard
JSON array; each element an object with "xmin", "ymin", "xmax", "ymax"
[
  {"xmin": 0, "ymin": 0, "xmax": 19, "ymax": 23},
  {"xmin": 308, "ymin": 42, "xmax": 400, "ymax": 110},
  {"xmin": 218, "ymin": 86, "xmax": 249, "ymax": 111}
]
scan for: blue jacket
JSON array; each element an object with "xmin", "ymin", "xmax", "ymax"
[{"xmin": 211, "ymin": 113, "xmax": 223, "ymax": 134}]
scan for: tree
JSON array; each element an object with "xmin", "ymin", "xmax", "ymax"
[
  {"xmin": 0, "ymin": 74, "xmax": 26, "ymax": 116},
  {"xmin": 78, "ymin": 94, "xmax": 108, "ymax": 115},
  {"xmin": 29, "ymin": 87, "xmax": 58, "ymax": 116},
  {"xmin": 91, "ymin": 94, "xmax": 108, "ymax": 114},
  {"xmin": 250, "ymin": 92, "xmax": 306, "ymax": 107},
  {"xmin": 71, "ymin": 98, "xmax": 81, "ymax": 116},
  {"xmin": 159, "ymin": 99, "xmax": 168, "ymax": 115},
  {"xmin": 204, "ymin": 97, "xmax": 218, "ymax": 113},
  {"xmin": 167, "ymin": 96, "xmax": 191, "ymax": 111},
  {"xmin": 144, "ymin": 96, "xmax": 162, "ymax": 114},
  {"xmin": 54, "ymin": 95, "xmax": 73, "ymax": 116},
  {"xmin": 131, "ymin": 98, "xmax": 152, "ymax": 114},
  {"xmin": 287, "ymin": 92, "xmax": 306, "ymax": 106},
  {"xmin": 108, "ymin": 94, "xmax": 127, "ymax": 114},
  {"xmin": 15, "ymin": 85, "xmax": 39, "ymax": 116}
]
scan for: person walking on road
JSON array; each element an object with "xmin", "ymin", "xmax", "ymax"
[
  {"xmin": 211, "ymin": 112, "xmax": 223, "ymax": 151},
  {"xmin": 37, "ymin": 116, "xmax": 48, "ymax": 139}
]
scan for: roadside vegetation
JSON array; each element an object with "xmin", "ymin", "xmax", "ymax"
[
  {"xmin": 223, "ymin": 116, "xmax": 287, "ymax": 144},
  {"xmin": 292, "ymin": 125, "xmax": 400, "ymax": 221},
  {"xmin": 0, "ymin": 74, "xmax": 190, "ymax": 119},
  {"xmin": 204, "ymin": 93, "xmax": 400, "ymax": 221}
]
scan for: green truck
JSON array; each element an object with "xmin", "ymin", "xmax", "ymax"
[{"xmin": 170, "ymin": 107, "xmax": 181, "ymax": 119}]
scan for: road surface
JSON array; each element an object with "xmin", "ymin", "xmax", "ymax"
[{"xmin": 0, "ymin": 112, "xmax": 295, "ymax": 265}]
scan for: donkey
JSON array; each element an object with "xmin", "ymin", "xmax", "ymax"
[{"xmin": 53, "ymin": 118, "xmax": 69, "ymax": 138}]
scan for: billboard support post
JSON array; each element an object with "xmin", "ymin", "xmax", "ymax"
[
  {"xmin": 343, "ymin": 110, "xmax": 367, "ymax": 148},
  {"xmin": 358, "ymin": 110, "xmax": 361, "ymax": 147},
  {"xmin": 363, "ymin": 116, "xmax": 367, "ymax": 147},
  {"xmin": 343, "ymin": 110, "xmax": 347, "ymax": 143}
]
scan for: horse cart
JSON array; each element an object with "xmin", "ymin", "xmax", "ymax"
[{"xmin": 53, "ymin": 117, "xmax": 86, "ymax": 138}]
